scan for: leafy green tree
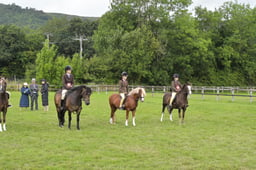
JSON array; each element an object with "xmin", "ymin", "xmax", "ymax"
[
  {"xmin": 0, "ymin": 25, "xmax": 28, "ymax": 78},
  {"xmin": 35, "ymin": 40, "xmax": 69, "ymax": 86}
]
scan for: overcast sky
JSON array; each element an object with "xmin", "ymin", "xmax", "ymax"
[{"xmin": 1, "ymin": 0, "xmax": 256, "ymax": 17}]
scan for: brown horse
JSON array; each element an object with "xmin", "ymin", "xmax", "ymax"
[
  {"xmin": 109, "ymin": 87, "xmax": 146, "ymax": 126},
  {"xmin": 0, "ymin": 78, "xmax": 9, "ymax": 132},
  {"xmin": 54, "ymin": 85, "xmax": 92, "ymax": 130},
  {"xmin": 160, "ymin": 84, "xmax": 191, "ymax": 124}
]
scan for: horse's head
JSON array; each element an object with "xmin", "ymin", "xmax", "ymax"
[
  {"xmin": 138, "ymin": 88, "xmax": 146, "ymax": 102},
  {"xmin": 81, "ymin": 86, "xmax": 92, "ymax": 105},
  {"xmin": 184, "ymin": 83, "xmax": 192, "ymax": 95},
  {"xmin": 0, "ymin": 77, "xmax": 7, "ymax": 93},
  {"xmin": 128, "ymin": 87, "xmax": 146, "ymax": 102}
]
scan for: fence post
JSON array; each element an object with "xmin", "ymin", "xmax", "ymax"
[
  {"xmin": 152, "ymin": 86, "xmax": 154, "ymax": 97},
  {"xmin": 105, "ymin": 86, "xmax": 108, "ymax": 94},
  {"xmin": 163, "ymin": 86, "xmax": 166, "ymax": 93},
  {"xmin": 201, "ymin": 87, "xmax": 204, "ymax": 100},
  {"xmin": 97, "ymin": 85, "xmax": 100, "ymax": 94},
  {"xmin": 250, "ymin": 89, "xmax": 253, "ymax": 103},
  {"xmin": 216, "ymin": 87, "xmax": 220, "ymax": 101},
  {"xmin": 231, "ymin": 88, "xmax": 235, "ymax": 102}
]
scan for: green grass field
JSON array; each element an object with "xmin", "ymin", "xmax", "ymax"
[{"xmin": 0, "ymin": 91, "xmax": 255, "ymax": 169}]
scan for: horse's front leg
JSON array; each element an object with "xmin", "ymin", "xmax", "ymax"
[
  {"xmin": 125, "ymin": 110, "xmax": 129, "ymax": 126},
  {"xmin": 160, "ymin": 104, "xmax": 166, "ymax": 122},
  {"xmin": 109, "ymin": 106, "xmax": 117, "ymax": 124},
  {"xmin": 61, "ymin": 110, "xmax": 65, "ymax": 127},
  {"xmin": 57, "ymin": 110, "xmax": 62, "ymax": 127},
  {"xmin": 3, "ymin": 111, "xmax": 6, "ymax": 131},
  {"xmin": 68, "ymin": 111, "xmax": 72, "ymax": 129},
  {"xmin": 180, "ymin": 108, "xmax": 186, "ymax": 124},
  {"xmin": 168, "ymin": 106, "xmax": 174, "ymax": 121},
  {"xmin": 179, "ymin": 108, "xmax": 184, "ymax": 124},
  {"xmin": 132, "ymin": 110, "xmax": 136, "ymax": 126},
  {"xmin": 77, "ymin": 111, "xmax": 81, "ymax": 130},
  {"xmin": 0, "ymin": 113, "xmax": 2, "ymax": 132}
]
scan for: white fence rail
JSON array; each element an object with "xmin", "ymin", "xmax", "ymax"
[{"xmin": 7, "ymin": 84, "xmax": 256, "ymax": 102}]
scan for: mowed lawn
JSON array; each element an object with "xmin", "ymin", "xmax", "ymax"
[{"xmin": 0, "ymin": 91, "xmax": 255, "ymax": 169}]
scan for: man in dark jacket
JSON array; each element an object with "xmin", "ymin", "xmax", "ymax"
[{"xmin": 30, "ymin": 78, "xmax": 39, "ymax": 110}]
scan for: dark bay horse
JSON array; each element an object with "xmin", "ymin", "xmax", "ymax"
[
  {"xmin": 54, "ymin": 85, "xmax": 92, "ymax": 130},
  {"xmin": 160, "ymin": 84, "xmax": 192, "ymax": 124},
  {"xmin": 109, "ymin": 87, "xmax": 146, "ymax": 126},
  {"xmin": 0, "ymin": 78, "xmax": 9, "ymax": 132}
]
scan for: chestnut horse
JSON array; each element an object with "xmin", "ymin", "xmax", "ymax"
[
  {"xmin": 54, "ymin": 85, "xmax": 92, "ymax": 130},
  {"xmin": 160, "ymin": 84, "xmax": 191, "ymax": 124},
  {"xmin": 0, "ymin": 78, "xmax": 9, "ymax": 132},
  {"xmin": 109, "ymin": 87, "xmax": 146, "ymax": 126}
]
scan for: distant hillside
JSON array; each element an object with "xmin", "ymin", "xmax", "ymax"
[{"xmin": 0, "ymin": 3, "xmax": 99, "ymax": 29}]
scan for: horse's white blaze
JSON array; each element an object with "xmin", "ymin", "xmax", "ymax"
[
  {"xmin": 132, "ymin": 117, "xmax": 136, "ymax": 126},
  {"xmin": 141, "ymin": 94, "xmax": 144, "ymax": 102},
  {"xmin": 0, "ymin": 124, "xmax": 2, "ymax": 132},
  {"xmin": 3, "ymin": 124, "xmax": 6, "ymax": 131},
  {"xmin": 125, "ymin": 120, "xmax": 128, "ymax": 126},
  {"xmin": 160, "ymin": 113, "xmax": 164, "ymax": 122},
  {"xmin": 170, "ymin": 114, "xmax": 173, "ymax": 121},
  {"xmin": 109, "ymin": 118, "xmax": 113, "ymax": 124},
  {"xmin": 187, "ymin": 85, "xmax": 192, "ymax": 95}
]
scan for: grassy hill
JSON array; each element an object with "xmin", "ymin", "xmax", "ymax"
[{"xmin": 0, "ymin": 3, "xmax": 99, "ymax": 29}]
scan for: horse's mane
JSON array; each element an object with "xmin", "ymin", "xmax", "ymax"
[
  {"xmin": 66, "ymin": 85, "xmax": 87, "ymax": 95},
  {"xmin": 128, "ymin": 87, "xmax": 146, "ymax": 96}
]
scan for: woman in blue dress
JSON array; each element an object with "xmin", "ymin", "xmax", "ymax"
[{"xmin": 19, "ymin": 82, "xmax": 30, "ymax": 109}]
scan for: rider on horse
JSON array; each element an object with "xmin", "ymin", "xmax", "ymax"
[
  {"xmin": 119, "ymin": 71, "xmax": 128, "ymax": 110},
  {"xmin": 61, "ymin": 66, "xmax": 74, "ymax": 110},
  {"xmin": 169, "ymin": 73, "xmax": 182, "ymax": 107}
]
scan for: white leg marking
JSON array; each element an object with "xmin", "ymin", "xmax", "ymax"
[
  {"xmin": 109, "ymin": 118, "xmax": 113, "ymax": 124},
  {"xmin": 132, "ymin": 117, "xmax": 136, "ymax": 126},
  {"xmin": 125, "ymin": 120, "xmax": 128, "ymax": 126},
  {"xmin": 3, "ymin": 124, "xmax": 6, "ymax": 131},
  {"xmin": 160, "ymin": 113, "xmax": 164, "ymax": 122},
  {"xmin": 170, "ymin": 114, "xmax": 173, "ymax": 121},
  {"xmin": 0, "ymin": 123, "xmax": 2, "ymax": 132}
]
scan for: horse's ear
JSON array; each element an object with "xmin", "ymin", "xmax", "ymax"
[{"xmin": 186, "ymin": 81, "xmax": 192, "ymax": 86}]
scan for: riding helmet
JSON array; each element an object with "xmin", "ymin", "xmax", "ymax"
[
  {"xmin": 121, "ymin": 71, "xmax": 128, "ymax": 76},
  {"xmin": 65, "ymin": 65, "xmax": 72, "ymax": 71},
  {"xmin": 173, "ymin": 73, "xmax": 179, "ymax": 78}
]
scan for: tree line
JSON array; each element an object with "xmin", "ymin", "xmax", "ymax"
[{"xmin": 1, "ymin": 0, "xmax": 256, "ymax": 86}]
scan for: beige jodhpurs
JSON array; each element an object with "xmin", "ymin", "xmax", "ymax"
[
  {"xmin": 61, "ymin": 89, "xmax": 68, "ymax": 100},
  {"xmin": 169, "ymin": 92, "xmax": 177, "ymax": 105},
  {"xmin": 119, "ymin": 93, "xmax": 125, "ymax": 107}
]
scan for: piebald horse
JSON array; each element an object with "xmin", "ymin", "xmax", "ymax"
[
  {"xmin": 160, "ymin": 84, "xmax": 192, "ymax": 124},
  {"xmin": 109, "ymin": 87, "xmax": 146, "ymax": 126}
]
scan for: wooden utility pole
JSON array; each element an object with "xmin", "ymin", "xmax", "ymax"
[
  {"xmin": 74, "ymin": 35, "xmax": 87, "ymax": 59},
  {"xmin": 44, "ymin": 33, "xmax": 53, "ymax": 48}
]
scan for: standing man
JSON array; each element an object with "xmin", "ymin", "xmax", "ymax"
[
  {"xmin": 30, "ymin": 78, "xmax": 39, "ymax": 110},
  {"xmin": 41, "ymin": 79, "xmax": 49, "ymax": 111},
  {"xmin": 61, "ymin": 66, "xmax": 74, "ymax": 110}
]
